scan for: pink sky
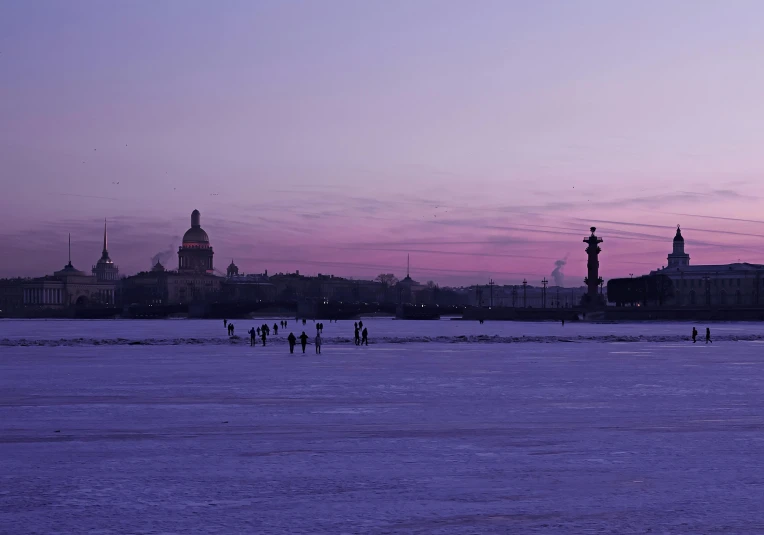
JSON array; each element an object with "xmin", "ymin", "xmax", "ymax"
[{"xmin": 3, "ymin": 1, "xmax": 764, "ymax": 286}]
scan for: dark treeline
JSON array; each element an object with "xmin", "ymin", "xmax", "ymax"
[{"xmin": 607, "ymin": 274, "xmax": 674, "ymax": 307}]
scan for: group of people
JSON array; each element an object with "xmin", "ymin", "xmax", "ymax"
[
  {"xmin": 287, "ymin": 331, "xmax": 320, "ymax": 354},
  {"xmin": 692, "ymin": 327, "xmax": 712, "ymax": 344},
  {"xmin": 226, "ymin": 318, "xmax": 369, "ymax": 353},
  {"xmin": 224, "ymin": 320, "xmax": 235, "ymax": 336},
  {"xmin": 354, "ymin": 321, "xmax": 368, "ymax": 346},
  {"xmin": 246, "ymin": 323, "xmax": 281, "ymax": 346}
]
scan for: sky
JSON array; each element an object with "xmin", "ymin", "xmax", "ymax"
[{"xmin": 3, "ymin": 0, "xmax": 764, "ymax": 286}]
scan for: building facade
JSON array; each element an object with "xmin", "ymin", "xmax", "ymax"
[{"xmin": 652, "ymin": 227, "xmax": 764, "ymax": 306}]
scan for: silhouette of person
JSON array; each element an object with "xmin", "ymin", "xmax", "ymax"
[
  {"xmin": 257, "ymin": 327, "xmax": 261, "ymax": 336},
  {"xmin": 299, "ymin": 331, "xmax": 308, "ymax": 353},
  {"xmin": 561, "ymin": 319, "xmax": 565, "ymax": 327},
  {"xmin": 692, "ymin": 327, "xmax": 698, "ymax": 343},
  {"xmin": 706, "ymin": 328, "xmax": 712, "ymax": 344},
  {"xmin": 224, "ymin": 319, "xmax": 228, "ymax": 328},
  {"xmin": 248, "ymin": 327, "xmax": 256, "ymax": 346},
  {"xmin": 261, "ymin": 331, "xmax": 267, "ymax": 346},
  {"xmin": 302, "ymin": 318, "xmax": 306, "ymax": 326},
  {"xmin": 273, "ymin": 323, "xmax": 278, "ymax": 335},
  {"xmin": 361, "ymin": 327, "xmax": 368, "ymax": 346},
  {"xmin": 354, "ymin": 322, "xmax": 358, "ymax": 330},
  {"xmin": 287, "ymin": 332, "xmax": 296, "ymax": 354},
  {"xmin": 315, "ymin": 333, "xmax": 322, "ymax": 354},
  {"xmin": 230, "ymin": 324, "xmax": 235, "ymax": 336},
  {"xmin": 358, "ymin": 320, "xmax": 363, "ymax": 330},
  {"xmin": 354, "ymin": 326, "xmax": 360, "ymax": 346}
]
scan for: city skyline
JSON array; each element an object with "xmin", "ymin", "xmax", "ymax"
[{"xmin": 4, "ymin": 1, "xmax": 764, "ymax": 284}]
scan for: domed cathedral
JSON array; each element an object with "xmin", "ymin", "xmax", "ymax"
[
  {"xmin": 92, "ymin": 220, "xmax": 120, "ymax": 282},
  {"xmin": 178, "ymin": 210, "xmax": 214, "ymax": 273}
]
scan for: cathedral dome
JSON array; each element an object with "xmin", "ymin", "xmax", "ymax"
[
  {"xmin": 182, "ymin": 209, "xmax": 210, "ymax": 245},
  {"xmin": 673, "ymin": 226, "xmax": 684, "ymax": 242}
]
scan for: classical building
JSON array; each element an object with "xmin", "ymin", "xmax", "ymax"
[
  {"xmin": 178, "ymin": 209, "xmax": 214, "ymax": 273},
  {"xmin": 652, "ymin": 226, "xmax": 764, "ymax": 306},
  {"xmin": 22, "ymin": 234, "xmax": 118, "ymax": 309}
]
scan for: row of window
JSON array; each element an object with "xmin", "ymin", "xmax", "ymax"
[{"xmin": 681, "ymin": 278, "xmax": 749, "ymax": 288}]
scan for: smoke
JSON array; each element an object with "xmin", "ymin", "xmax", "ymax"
[
  {"xmin": 551, "ymin": 257, "xmax": 567, "ymax": 286},
  {"xmin": 150, "ymin": 236, "xmax": 180, "ymax": 267}
]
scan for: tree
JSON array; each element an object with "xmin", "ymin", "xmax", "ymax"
[
  {"xmin": 375, "ymin": 274, "xmax": 399, "ymax": 288},
  {"xmin": 376, "ymin": 274, "xmax": 399, "ymax": 304}
]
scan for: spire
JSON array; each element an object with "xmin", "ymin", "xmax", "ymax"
[
  {"xmin": 103, "ymin": 219, "xmax": 108, "ymax": 254},
  {"xmin": 407, "ymin": 254, "xmax": 410, "ymax": 278},
  {"xmin": 68, "ymin": 233, "xmax": 71, "ymax": 266}
]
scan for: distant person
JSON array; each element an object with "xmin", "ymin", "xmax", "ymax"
[
  {"xmin": 358, "ymin": 320, "xmax": 363, "ymax": 330},
  {"xmin": 299, "ymin": 331, "xmax": 308, "ymax": 353},
  {"xmin": 229, "ymin": 324, "xmax": 235, "ymax": 336},
  {"xmin": 284, "ymin": 320, "xmax": 288, "ymax": 327},
  {"xmin": 256, "ymin": 327, "xmax": 261, "ymax": 336},
  {"xmin": 261, "ymin": 330, "xmax": 267, "ymax": 346},
  {"xmin": 706, "ymin": 328, "xmax": 712, "ymax": 344},
  {"xmin": 248, "ymin": 327, "xmax": 256, "ymax": 346},
  {"xmin": 561, "ymin": 319, "xmax": 565, "ymax": 327},
  {"xmin": 224, "ymin": 319, "xmax": 228, "ymax": 328},
  {"xmin": 315, "ymin": 333, "xmax": 322, "ymax": 354},
  {"xmin": 692, "ymin": 327, "xmax": 698, "ymax": 343},
  {"xmin": 273, "ymin": 323, "xmax": 278, "ymax": 335},
  {"xmin": 287, "ymin": 332, "xmax": 296, "ymax": 354},
  {"xmin": 302, "ymin": 318, "xmax": 306, "ymax": 326},
  {"xmin": 361, "ymin": 327, "xmax": 368, "ymax": 346},
  {"xmin": 354, "ymin": 326, "xmax": 361, "ymax": 346}
]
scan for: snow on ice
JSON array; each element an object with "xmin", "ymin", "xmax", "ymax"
[{"xmin": 1, "ymin": 319, "xmax": 764, "ymax": 534}]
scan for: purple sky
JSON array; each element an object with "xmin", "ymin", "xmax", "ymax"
[{"xmin": 3, "ymin": 0, "xmax": 764, "ymax": 286}]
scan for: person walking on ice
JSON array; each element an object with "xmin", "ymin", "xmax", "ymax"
[
  {"xmin": 299, "ymin": 331, "xmax": 308, "ymax": 353},
  {"xmin": 692, "ymin": 327, "xmax": 698, "ymax": 343},
  {"xmin": 315, "ymin": 332, "xmax": 322, "ymax": 354},
  {"xmin": 248, "ymin": 327, "xmax": 256, "ymax": 347},
  {"xmin": 287, "ymin": 332, "xmax": 296, "ymax": 354},
  {"xmin": 706, "ymin": 328, "xmax": 712, "ymax": 344},
  {"xmin": 361, "ymin": 327, "xmax": 368, "ymax": 346}
]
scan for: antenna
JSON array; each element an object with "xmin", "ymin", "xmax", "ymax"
[
  {"xmin": 103, "ymin": 219, "xmax": 108, "ymax": 253},
  {"xmin": 407, "ymin": 254, "xmax": 410, "ymax": 278},
  {"xmin": 68, "ymin": 234, "xmax": 71, "ymax": 265}
]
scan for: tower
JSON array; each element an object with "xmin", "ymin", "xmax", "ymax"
[
  {"xmin": 667, "ymin": 225, "xmax": 690, "ymax": 268},
  {"xmin": 178, "ymin": 209, "xmax": 214, "ymax": 273},
  {"xmin": 93, "ymin": 219, "xmax": 119, "ymax": 281},
  {"xmin": 227, "ymin": 259, "xmax": 239, "ymax": 277},
  {"xmin": 583, "ymin": 227, "xmax": 603, "ymax": 304}
]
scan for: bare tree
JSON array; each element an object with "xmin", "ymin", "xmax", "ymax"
[
  {"xmin": 376, "ymin": 273, "xmax": 399, "ymax": 287},
  {"xmin": 376, "ymin": 273, "xmax": 399, "ymax": 303}
]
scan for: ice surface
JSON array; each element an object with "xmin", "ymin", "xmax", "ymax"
[{"xmin": 2, "ymin": 320, "xmax": 764, "ymax": 534}]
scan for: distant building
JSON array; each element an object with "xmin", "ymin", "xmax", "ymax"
[
  {"xmin": 178, "ymin": 209, "xmax": 214, "ymax": 273},
  {"xmin": 652, "ymin": 226, "xmax": 764, "ymax": 306},
  {"xmin": 121, "ymin": 210, "xmax": 221, "ymax": 305},
  {"xmin": 21, "ymin": 234, "xmax": 118, "ymax": 309}
]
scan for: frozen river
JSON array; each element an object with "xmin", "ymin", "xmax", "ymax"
[{"xmin": 2, "ymin": 320, "xmax": 764, "ymax": 533}]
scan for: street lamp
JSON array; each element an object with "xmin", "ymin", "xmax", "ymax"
[{"xmin": 541, "ymin": 278, "xmax": 548, "ymax": 309}]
